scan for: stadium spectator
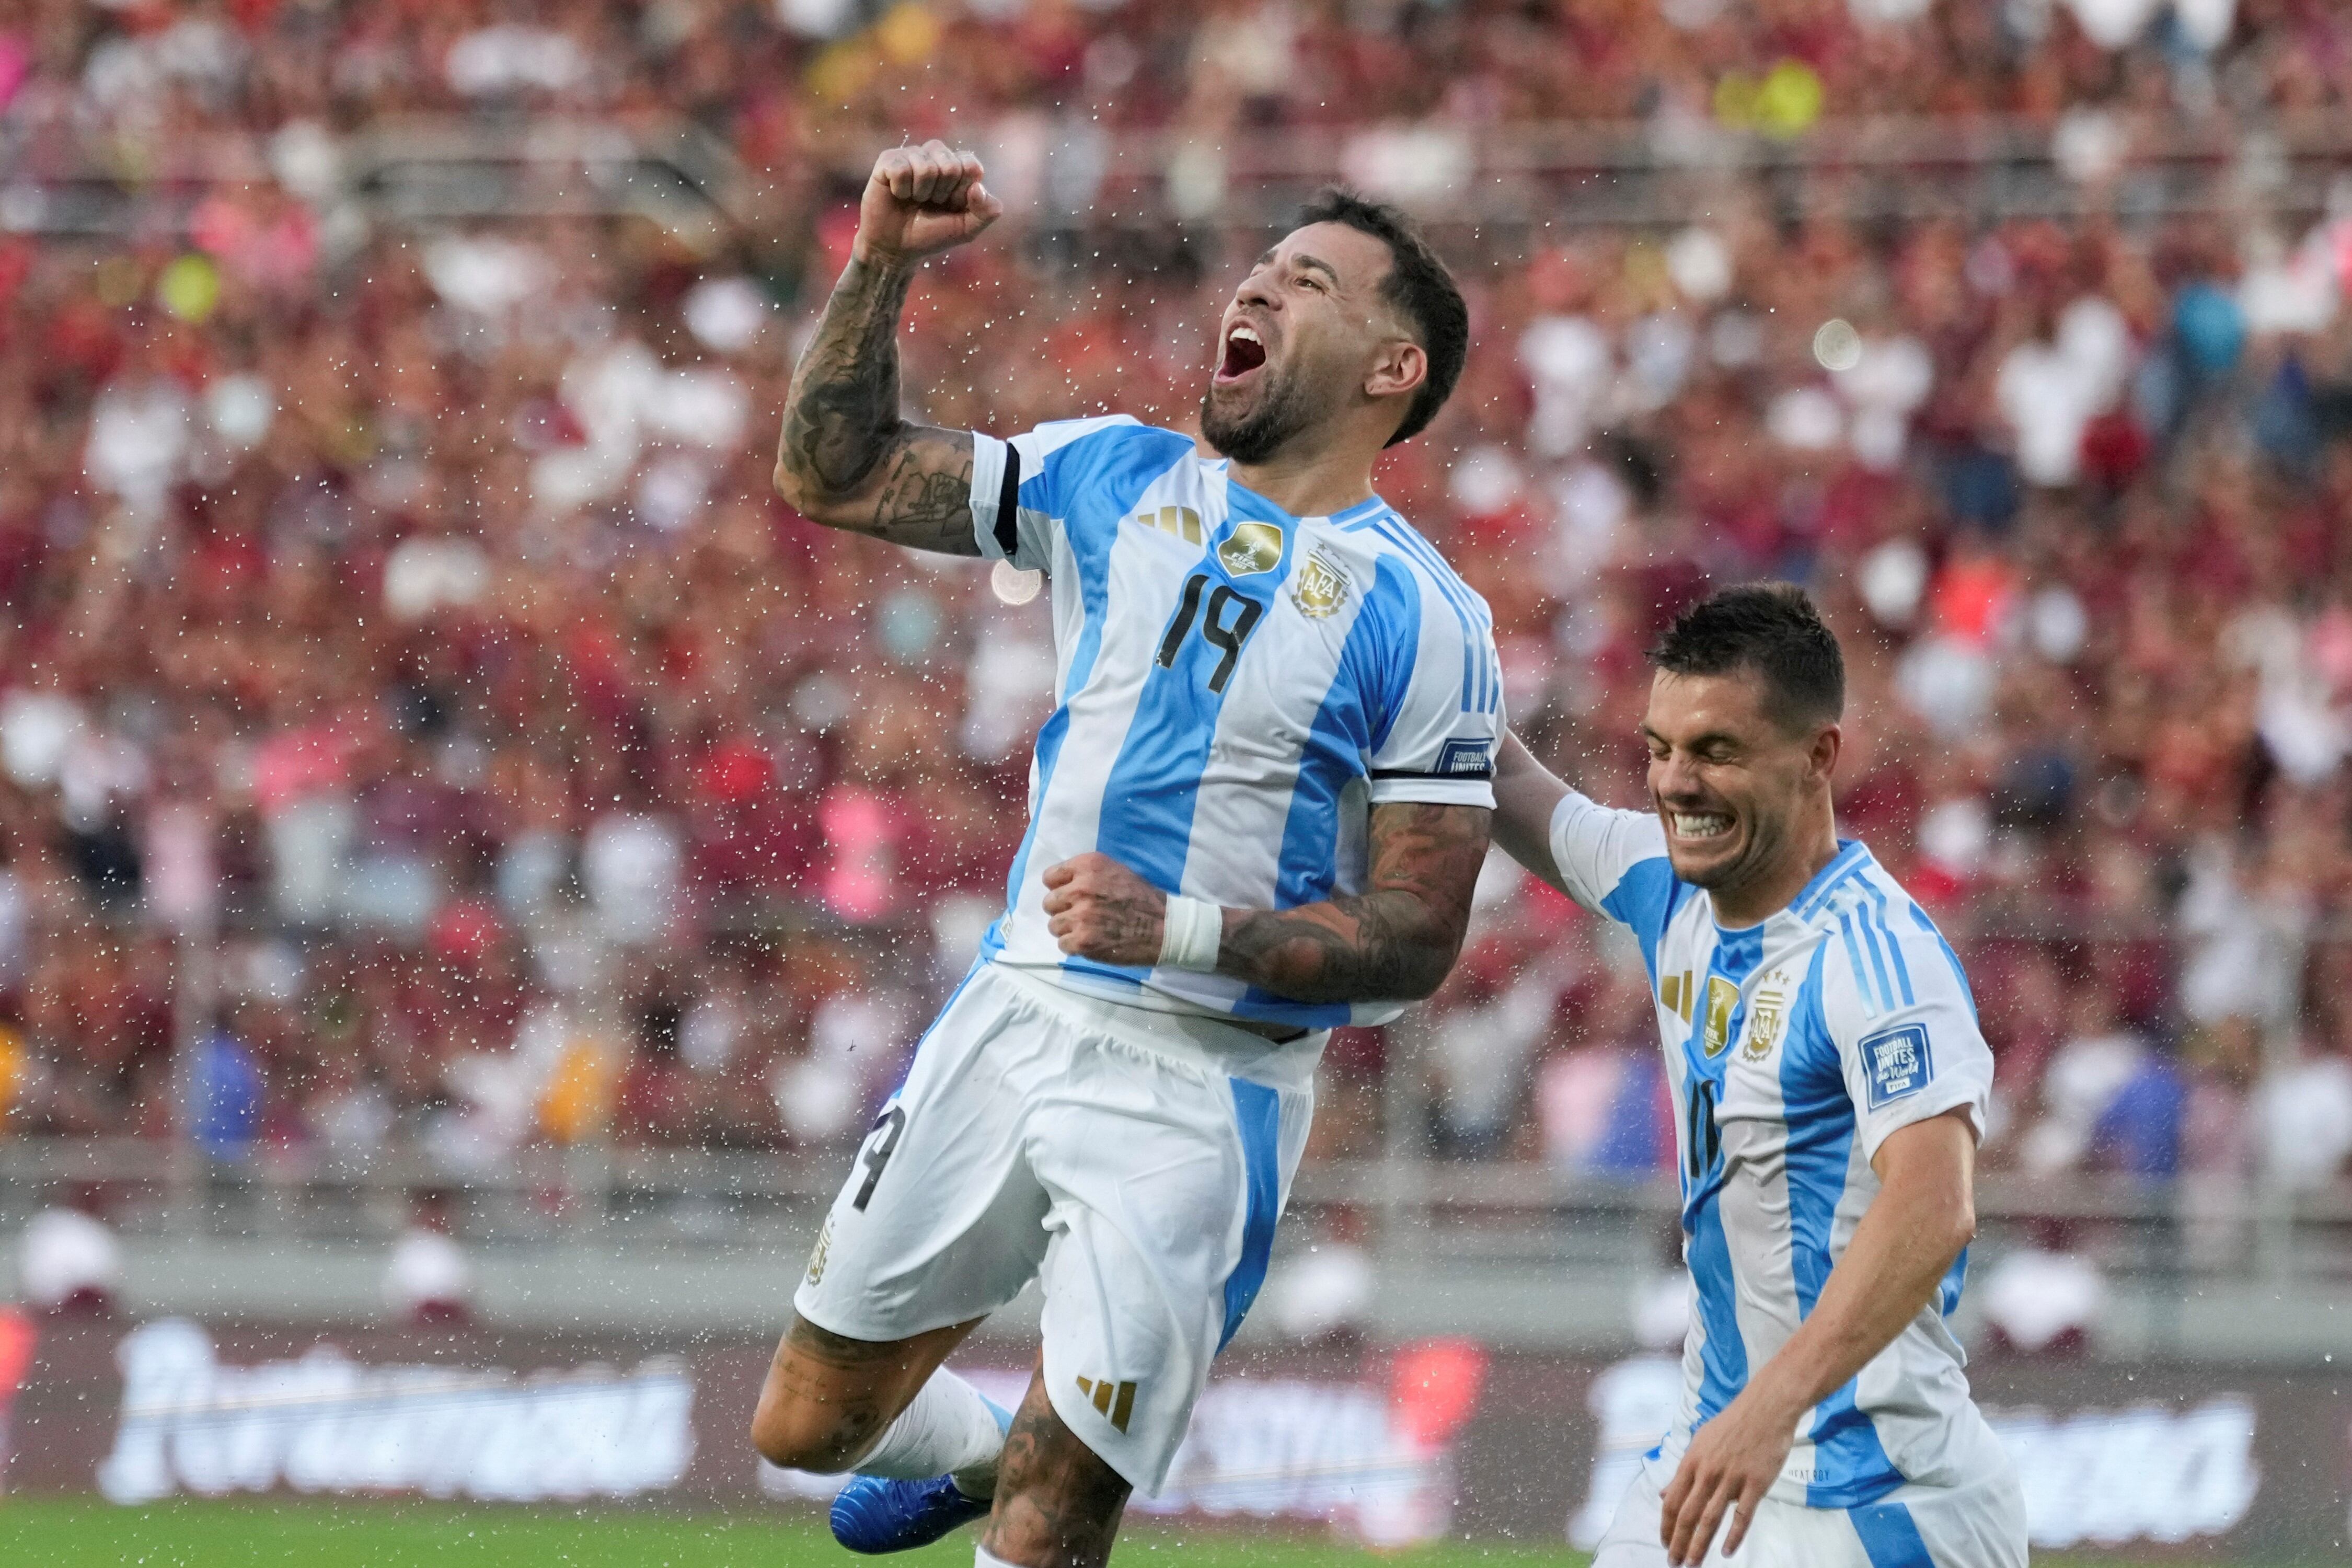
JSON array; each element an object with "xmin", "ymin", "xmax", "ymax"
[{"xmin": 0, "ymin": 0, "xmax": 2343, "ymax": 1277}]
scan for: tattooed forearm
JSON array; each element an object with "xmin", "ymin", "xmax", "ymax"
[
  {"xmin": 773, "ymin": 258, "xmax": 980, "ymax": 555},
  {"xmin": 779, "ymin": 256, "xmax": 910, "ymax": 495},
  {"xmin": 1221, "ymin": 895, "xmax": 1443, "ymax": 1002},
  {"xmin": 1217, "ymin": 802, "xmax": 1492, "ymax": 1004}
]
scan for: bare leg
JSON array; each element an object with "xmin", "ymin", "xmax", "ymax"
[
  {"xmin": 980, "ymin": 1370, "xmax": 1133, "ymax": 1568},
  {"xmin": 748, "ymin": 1310, "xmax": 984, "ymax": 1472}
]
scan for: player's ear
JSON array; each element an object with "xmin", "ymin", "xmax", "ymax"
[
  {"xmin": 1809, "ymin": 721, "xmax": 1842, "ymax": 781},
  {"xmin": 1364, "ymin": 338, "xmax": 1426, "ymax": 403}
]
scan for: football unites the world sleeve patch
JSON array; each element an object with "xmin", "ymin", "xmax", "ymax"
[
  {"xmin": 1435, "ymin": 737, "xmax": 1494, "ymax": 778},
  {"xmin": 1861, "ymin": 1023, "xmax": 1934, "ymax": 1110}
]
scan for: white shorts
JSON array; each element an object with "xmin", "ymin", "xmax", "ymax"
[
  {"xmin": 792, "ymin": 962, "xmax": 1318, "ymax": 1492},
  {"xmin": 1593, "ymin": 1452, "xmax": 2027, "ymax": 1568}
]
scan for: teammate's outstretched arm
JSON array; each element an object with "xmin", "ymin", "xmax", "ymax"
[
  {"xmin": 772, "ymin": 140, "xmax": 1005, "ymax": 554},
  {"xmin": 1490, "ymin": 730, "xmax": 1571, "ymax": 893},
  {"xmin": 1042, "ymin": 800, "xmax": 1491, "ymax": 1005}
]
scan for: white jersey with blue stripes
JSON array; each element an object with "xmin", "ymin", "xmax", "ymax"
[
  {"xmin": 965, "ymin": 416, "xmax": 1502, "ymax": 1032},
  {"xmin": 1546, "ymin": 793, "xmax": 2006, "ymax": 1511}
]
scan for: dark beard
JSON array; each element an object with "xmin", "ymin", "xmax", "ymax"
[{"xmin": 1200, "ymin": 372, "xmax": 1316, "ymax": 465}]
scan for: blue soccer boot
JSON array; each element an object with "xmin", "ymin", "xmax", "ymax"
[{"xmin": 827, "ymin": 1394, "xmax": 1014, "ymax": 1554}]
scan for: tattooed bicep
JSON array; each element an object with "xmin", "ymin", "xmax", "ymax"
[
  {"xmin": 863, "ymin": 429, "xmax": 981, "ymax": 556},
  {"xmin": 1366, "ymin": 802, "xmax": 1492, "ymax": 904}
]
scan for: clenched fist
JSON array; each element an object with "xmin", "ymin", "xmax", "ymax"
[
  {"xmin": 853, "ymin": 140, "xmax": 1004, "ymax": 267},
  {"xmin": 1041, "ymin": 852, "xmax": 1174, "ymax": 967}
]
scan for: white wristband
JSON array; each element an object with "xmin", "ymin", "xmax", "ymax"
[{"xmin": 1158, "ymin": 894, "xmax": 1224, "ymax": 973}]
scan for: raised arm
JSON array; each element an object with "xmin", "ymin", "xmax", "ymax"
[
  {"xmin": 1040, "ymin": 801, "xmax": 1491, "ymax": 1006},
  {"xmin": 771, "ymin": 140, "xmax": 1005, "ymax": 553}
]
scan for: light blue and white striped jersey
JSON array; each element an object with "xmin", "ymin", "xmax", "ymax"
[
  {"xmin": 1546, "ymin": 792, "xmax": 2007, "ymax": 1510},
  {"xmin": 965, "ymin": 416, "xmax": 1502, "ymax": 1032}
]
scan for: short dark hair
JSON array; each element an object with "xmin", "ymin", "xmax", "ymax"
[
  {"xmin": 1649, "ymin": 583, "xmax": 1845, "ymax": 731},
  {"xmin": 1295, "ymin": 187, "xmax": 1468, "ymax": 446}
]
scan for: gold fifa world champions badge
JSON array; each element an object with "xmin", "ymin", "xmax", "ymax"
[
  {"xmin": 1702, "ymin": 976, "xmax": 1740, "ymax": 1057},
  {"xmin": 1218, "ymin": 522, "xmax": 1284, "ymax": 576}
]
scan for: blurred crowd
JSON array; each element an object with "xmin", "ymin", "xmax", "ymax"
[{"xmin": 0, "ymin": 0, "xmax": 2350, "ymax": 1216}]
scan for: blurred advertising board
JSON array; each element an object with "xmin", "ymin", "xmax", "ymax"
[
  {"xmin": 1, "ymin": 1315, "xmax": 2345, "ymax": 1555},
  {"xmin": 763, "ymin": 1342, "xmax": 1487, "ymax": 1548}
]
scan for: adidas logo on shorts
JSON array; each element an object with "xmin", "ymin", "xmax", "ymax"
[
  {"xmin": 803, "ymin": 1218, "xmax": 832, "ymax": 1287},
  {"xmin": 1074, "ymin": 1376, "xmax": 1136, "ymax": 1433}
]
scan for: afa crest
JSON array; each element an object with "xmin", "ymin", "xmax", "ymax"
[
  {"xmin": 1290, "ymin": 550, "xmax": 1351, "ymax": 618},
  {"xmin": 1218, "ymin": 522, "xmax": 1285, "ymax": 577},
  {"xmin": 1743, "ymin": 983, "xmax": 1788, "ymax": 1061}
]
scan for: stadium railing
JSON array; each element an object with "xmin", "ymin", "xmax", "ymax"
[
  {"xmin": 0, "ymin": 1130, "xmax": 2339, "ymax": 1282},
  {"xmin": 4, "ymin": 110, "xmax": 2348, "ymax": 241}
]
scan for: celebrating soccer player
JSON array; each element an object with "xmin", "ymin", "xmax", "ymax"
[
  {"xmin": 1489, "ymin": 586, "xmax": 2027, "ymax": 1567},
  {"xmin": 749, "ymin": 141, "xmax": 1501, "ymax": 1568}
]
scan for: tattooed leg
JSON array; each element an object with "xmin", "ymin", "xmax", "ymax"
[
  {"xmin": 981, "ymin": 1370, "xmax": 1133, "ymax": 1568},
  {"xmin": 748, "ymin": 1311, "xmax": 983, "ymax": 1472}
]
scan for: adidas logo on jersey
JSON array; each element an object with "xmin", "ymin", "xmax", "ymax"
[
  {"xmin": 1074, "ymin": 1376, "xmax": 1137, "ymax": 1432},
  {"xmin": 1133, "ymin": 505, "xmax": 1203, "ymax": 545},
  {"xmin": 1660, "ymin": 972, "xmax": 1695, "ymax": 1021}
]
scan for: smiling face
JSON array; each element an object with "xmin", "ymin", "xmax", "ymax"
[
  {"xmin": 1201, "ymin": 221, "xmax": 1421, "ymax": 465},
  {"xmin": 1642, "ymin": 666, "xmax": 1840, "ymax": 909}
]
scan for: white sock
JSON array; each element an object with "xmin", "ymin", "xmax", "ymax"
[{"xmin": 853, "ymin": 1369, "xmax": 1007, "ymax": 1496}]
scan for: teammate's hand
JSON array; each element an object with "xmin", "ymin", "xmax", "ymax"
[
  {"xmin": 1658, "ymin": 1383, "xmax": 1797, "ymax": 1563},
  {"xmin": 854, "ymin": 141, "xmax": 1004, "ymax": 267},
  {"xmin": 1041, "ymin": 853, "xmax": 1168, "ymax": 967}
]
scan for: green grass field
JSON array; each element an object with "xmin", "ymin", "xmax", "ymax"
[
  {"xmin": 0, "ymin": 1500, "xmax": 1585, "ymax": 1566},
  {"xmin": 0, "ymin": 1499, "xmax": 2296, "ymax": 1566}
]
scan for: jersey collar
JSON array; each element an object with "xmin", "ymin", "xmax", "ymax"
[
  {"xmin": 1209, "ymin": 460, "xmax": 1387, "ymax": 528},
  {"xmin": 1787, "ymin": 839, "xmax": 1874, "ymax": 927},
  {"xmin": 1704, "ymin": 840, "xmax": 1870, "ymax": 941}
]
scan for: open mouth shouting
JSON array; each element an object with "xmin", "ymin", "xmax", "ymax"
[{"xmin": 1216, "ymin": 323, "xmax": 1266, "ymax": 384}]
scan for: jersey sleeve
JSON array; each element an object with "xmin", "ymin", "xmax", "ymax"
[
  {"xmin": 1821, "ymin": 897, "xmax": 1993, "ymax": 1162},
  {"xmin": 1546, "ymin": 790, "xmax": 1672, "ymax": 917},
  {"xmin": 1362, "ymin": 567, "xmax": 1503, "ymax": 810},
  {"xmin": 969, "ymin": 415, "xmax": 1144, "ymax": 572}
]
